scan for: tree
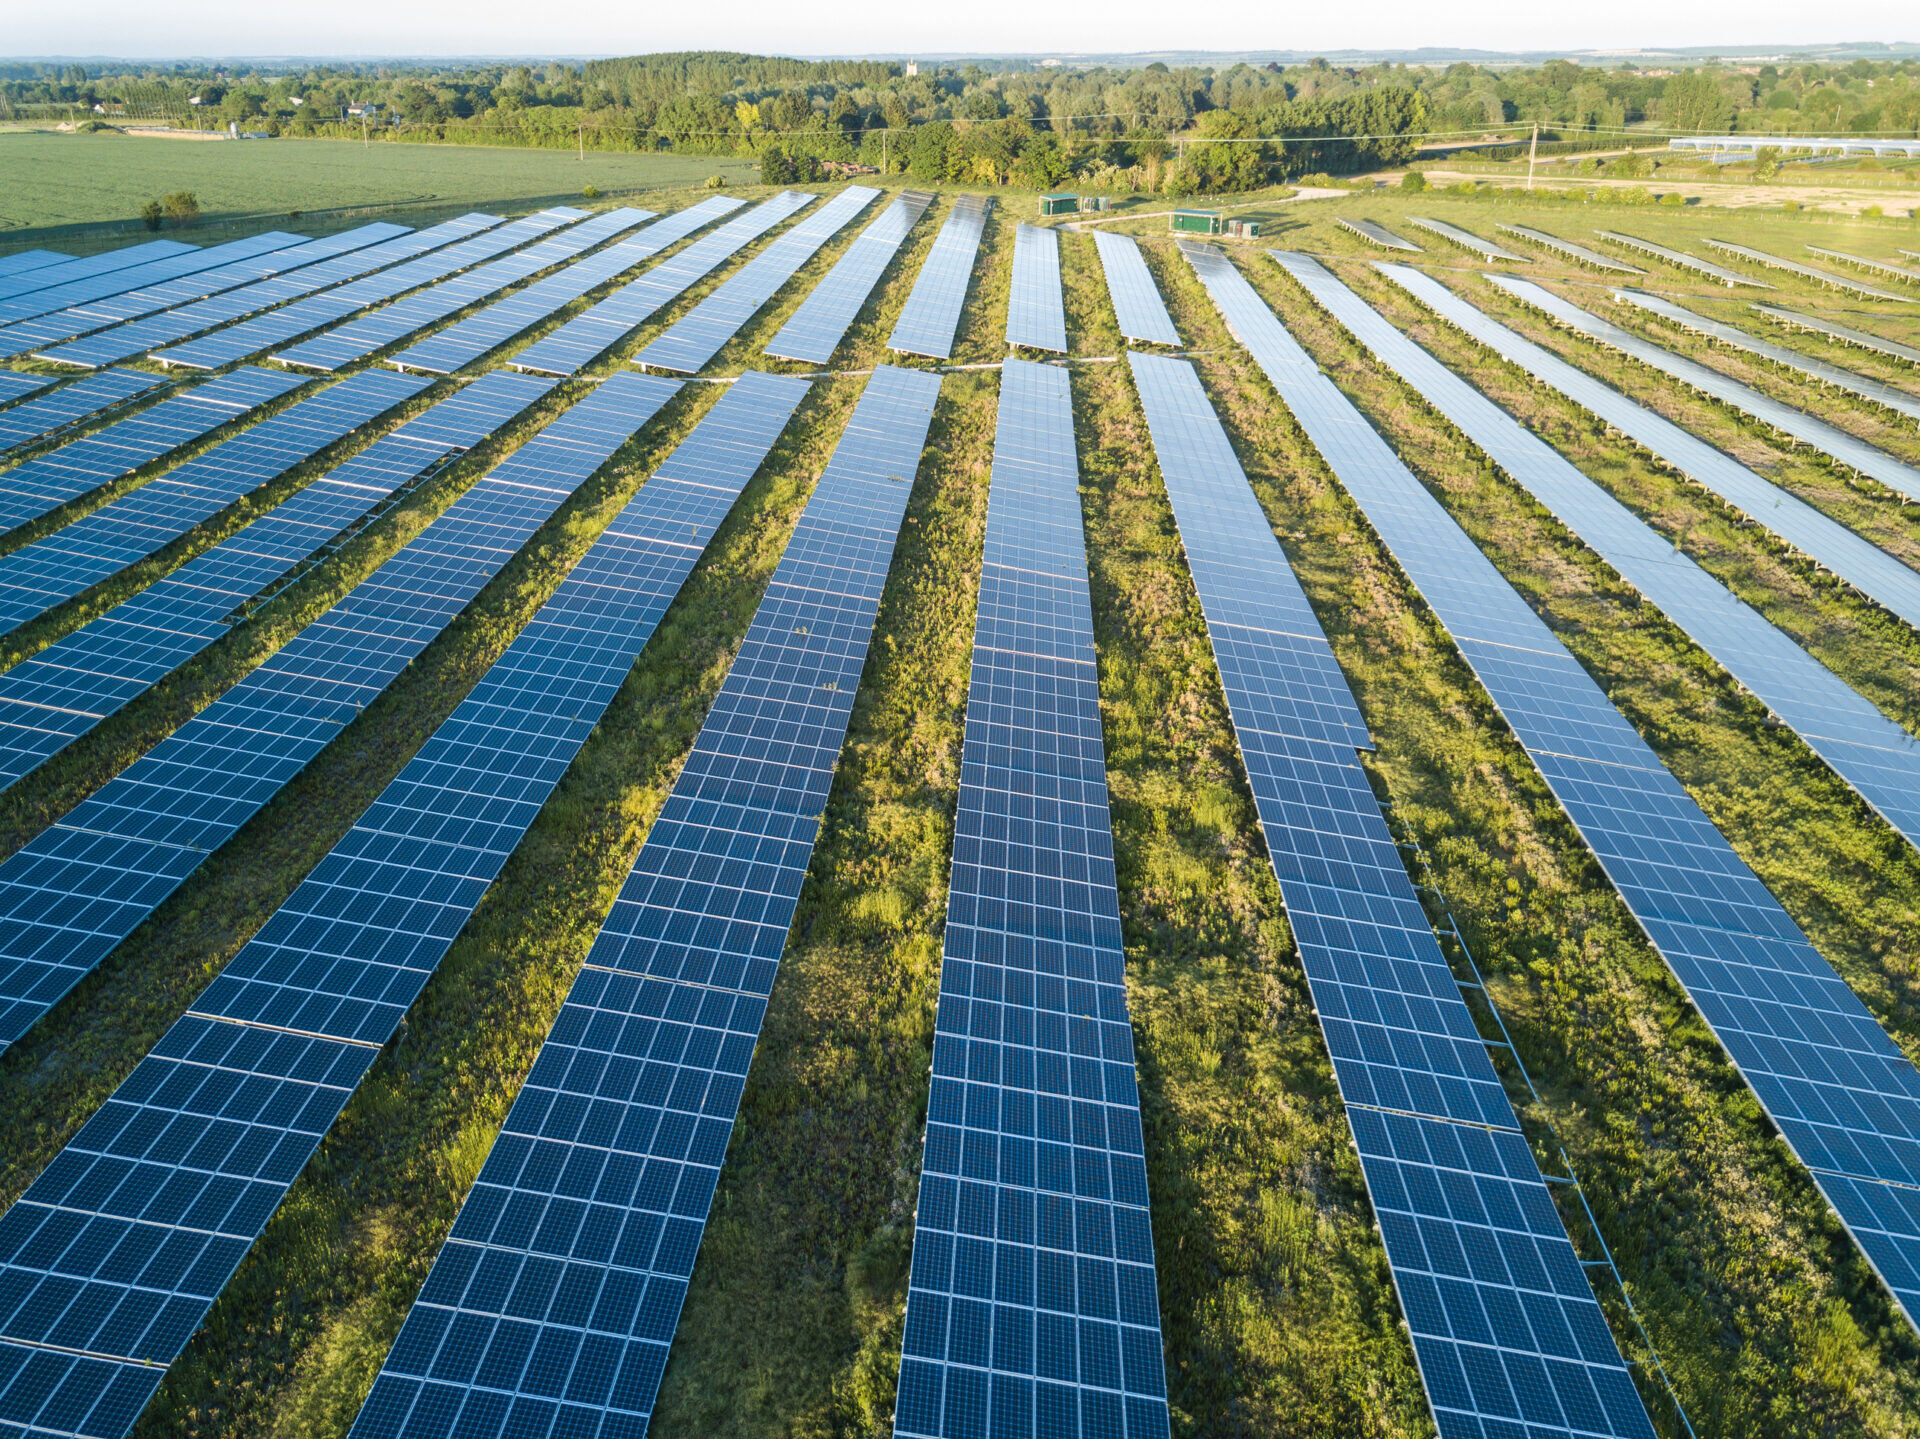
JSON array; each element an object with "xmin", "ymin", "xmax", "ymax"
[
  {"xmin": 1660, "ymin": 71, "xmax": 1733, "ymax": 133},
  {"xmin": 1401, "ymin": 169, "xmax": 1427, "ymax": 191},
  {"xmin": 139, "ymin": 198, "xmax": 163, "ymax": 231},
  {"xmin": 161, "ymin": 191, "xmax": 200, "ymax": 227}
]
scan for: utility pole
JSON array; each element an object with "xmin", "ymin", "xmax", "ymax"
[
  {"xmin": 1526, "ymin": 122, "xmax": 1539, "ymax": 191},
  {"xmin": 362, "ymin": 113, "xmax": 369, "ymax": 152},
  {"xmin": 578, "ymin": 120, "xmax": 584, "ymax": 161},
  {"xmin": 882, "ymin": 129, "xmax": 888, "ymax": 174}
]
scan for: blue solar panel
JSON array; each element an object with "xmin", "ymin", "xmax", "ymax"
[
  {"xmin": 1494, "ymin": 226, "xmax": 1642, "ymax": 274},
  {"xmin": 0, "ymin": 251, "xmax": 70, "ymax": 281},
  {"xmin": 0, "ymin": 370, "xmax": 163, "ymax": 455},
  {"xmin": 0, "ymin": 371, "xmax": 554, "ymax": 792},
  {"xmin": 889, "ymin": 196, "xmax": 992, "ymax": 360},
  {"xmin": 1379, "ymin": 266, "xmax": 1920, "ymax": 632},
  {"xmin": 633, "ymin": 187, "xmax": 880, "ymax": 374},
  {"xmin": 1091, "ymin": 232, "xmax": 1179, "ymax": 347},
  {"xmin": 1702, "ymin": 240, "xmax": 1900, "ymax": 300},
  {"xmin": 0, "ymin": 374, "xmax": 807, "ymax": 1439},
  {"xmin": 1590, "ymin": 233, "xmax": 1758, "ymax": 287},
  {"xmin": 1004, "ymin": 223, "xmax": 1068, "ymax": 354},
  {"xmin": 509, "ymin": 191, "xmax": 815, "ymax": 377},
  {"xmin": 1185, "ymin": 243, "xmax": 1920, "ymax": 1345},
  {"xmin": 0, "ymin": 232, "xmax": 304, "ymax": 330},
  {"xmin": 0, "ymin": 372, "xmax": 683, "ymax": 1056},
  {"xmin": 148, "ymin": 214, "xmax": 507, "ymax": 371},
  {"xmin": 1338, "ymin": 217, "xmax": 1421, "ymax": 252},
  {"xmin": 893, "ymin": 358, "xmax": 1168, "ymax": 1439},
  {"xmin": 1128, "ymin": 344, "xmax": 1656, "ymax": 1439},
  {"xmin": 0, "ymin": 366, "xmax": 304, "ymax": 535},
  {"xmin": 0, "ymin": 368, "xmax": 428, "ymax": 639},
  {"xmin": 764, "ymin": 190, "xmax": 934, "ymax": 364},
  {"xmin": 0, "ymin": 373, "xmax": 53, "ymax": 406},
  {"xmin": 7, "ymin": 225, "xmax": 407, "ymax": 364},
  {"xmin": 1408, "ymin": 217, "xmax": 1528, "ymax": 263},
  {"xmin": 0, "ymin": 241, "xmax": 195, "ymax": 304},
  {"xmin": 1489, "ymin": 276, "xmax": 1920, "ymax": 499},
  {"xmin": 273, "ymin": 209, "xmax": 620, "ymax": 373},
  {"xmin": 344, "ymin": 366, "xmax": 939, "ymax": 1439},
  {"xmin": 1753, "ymin": 304, "xmax": 1920, "ymax": 367},
  {"xmin": 386, "ymin": 197, "xmax": 744, "ymax": 375}
]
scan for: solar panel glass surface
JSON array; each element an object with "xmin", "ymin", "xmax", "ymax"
[
  {"xmin": 1589, "ymin": 233, "xmax": 1760, "ymax": 287},
  {"xmin": 889, "ymin": 195, "xmax": 992, "ymax": 359},
  {"xmin": 0, "ymin": 373, "xmax": 53, "ymax": 406},
  {"xmin": 345, "ymin": 366, "xmax": 939, "ymax": 1439},
  {"xmin": 0, "ymin": 251, "xmax": 70, "ymax": 280},
  {"xmin": 1494, "ymin": 226, "xmax": 1643, "ymax": 273},
  {"xmin": 1186, "ymin": 245, "xmax": 1920, "ymax": 1344},
  {"xmin": 1090, "ymin": 232, "xmax": 1179, "ymax": 347},
  {"xmin": 763, "ymin": 190, "xmax": 934, "ymax": 363},
  {"xmin": 1408, "ymin": 217, "xmax": 1527, "ymax": 262},
  {"xmin": 1803, "ymin": 247, "xmax": 1920, "ymax": 285},
  {"xmin": 633, "ymin": 187, "xmax": 880, "ymax": 373},
  {"xmin": 509, "ymin": 192, "xmax": 814, "ymax": 376},
  {"xmin": 1701, "ymin": 240, "xmax": 1901, "ymax": 299},
  {"xmin": 1004, "ymin": 223, "xmax": 1068, "ymax": 353},
  {"xmin": 1338, "ymin": 217, "xmax": 1421, "ymax": 252},
  {"xmin": 0, "ymin": 370, "xmax": 163, "ymax": 455},
  {"xmin": 0, "ymin": 231, "xmax": 305, "ymax": 329},
  {"xmin": 1752, "ymin": 304, "xmax": 1920, "ymax": 366},
  {"xmin": 0, "ymin": 241, "xmax": 196, "ymax": 304},
  {"xmin": 0, "ymin": 371, "xmax": 683, "ymax": 1056},
  {"xmin": 1129, "ymin": 341, "xmax": 1654, "ymax": 1439}
]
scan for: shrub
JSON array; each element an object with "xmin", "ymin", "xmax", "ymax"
[
  {"xmin": 1782, "ymin": 199, "xmax": 1802, "ymax": 212},
  {"xmin": 1862, "ymin": 203, "xmax": 1884, "ymax": 219},
  {"xmin": 161, "ymin": 190, "xmax": 200, "ymax": 227},
  {"xmin": 139, "ymin": 198, "xmax": 163, "ymax": 232},
  {"xmin": 705, "ymin": 173, "xmax": 724, "ymax": 188},
  {"xmin": 580, "ymin": 183, "xmax": 602, "ymax": 199},
  {"xmin": 1658, "ymin": 190, "xmax": 1686, "ymax": 206},
  {"xmin": 1400, "ymin": 170, "xmax": 1427, "ymax": 192}
]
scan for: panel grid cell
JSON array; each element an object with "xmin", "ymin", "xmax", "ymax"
[
  {"xmin": 1589, "ymin": 232, "xmax": 1761, "ymax": 287},
  {"xmin": 1004, "ymin": 224, "xmax": 1068, "ymax": 354},
  {"xmin": 1338, "ymin": 217, "xmax": 1421, "ymax": 253},
  {"xmin": 0, "ymin": 241, "xmax": 194, "ymax": 305},
  {"xmin": 1408, "ymin": 218, "xmax": 1527, "ymax": 263},
  {"xmin": 0, "ymin": 372, "xmax": 54, "ymax": 406},
  {"xmin": 763, "ymin": 190, "xmax": 934, "ymax": 364},
  {"xmin": 344, "ymin": 366, "xmax": 940, "ymax": 1439},
  {"xmin": 1495, "ymin": 226, "xmax": 1643, "ymax": 274},
  {"xmin": 889, "ymin": 195, "xmax": 993, "ymax": 360},
  {"xmin": 1752, "ymin": 304, "xmax": 1920, "ymax": 367},
  {"xmin": 0, "ymin": 371, "xmax": 163, "ymax": 456},
  {"xmin": 0, "ymin": 232, "xmax": 306, "ymax": 334},
  {"xmin": 1090, "ymin": 232, "xmax": 1179, "ymax": 347},
  {"xmin": 0, "ymin": 373, "xmax": 683, "ymax": 1055},
  {"xmin": 1700, "ymin": 240, "xmax": 1902, "ymax": 300}
]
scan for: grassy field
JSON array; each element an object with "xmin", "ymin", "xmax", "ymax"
[
  {"xmin": 0, "ymin": 131, "xmax": 758, "ymax": 244},
  {"xmin": 5, "ymin": 167, "xmax": 1920, "ymax": 1437}
]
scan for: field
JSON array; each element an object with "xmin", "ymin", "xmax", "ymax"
[{"xmin": 3, "ymin": 150, "xmax": 1920, "ymax": 1439}]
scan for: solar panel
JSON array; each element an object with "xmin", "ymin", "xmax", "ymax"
[
  {"xmin": 0, "ymin": 371, "xmax": 555, "ymax": 793},
  {"xmin": 0, "ymin": 240, "xmax": 196, "ymax": 304},
  {"xmin": 1613, "ymin": 288, "xmax": 1920, "ymax": 422},
  {"xmin": 1128, "ymin": 341, "xmax": 1654, "ymax": 1439},
  {"xmin": 507, "ymin": 191, "xmax": 815, "ymax": 377},
  {"xmin": 0, "ymin": 231, "xmax": 306, "ymax": 330},
  {"xmin": 1494, "ymin": 225, "xmax": 1643, "ymax": 274},
  {"xmin": 385, "ymin": 197, "xmax": 742, "ymax": 376},
  {"xmin": 1408, "ymin": 217, "xmax": 1527, "ymax": 262},
  {"xmin": 893, "ymin": 358, "xmax": 1169, "ymax": 1439},
  {"xmin": 1091, "ymin": 231, "xmax": 1179, "ymax": 347},
  {"xmin": 1802, "ymin": 247, "xmax": 1920, "ymax": 286},
  {"xmin": 148, "ymin": 214, "xmax": 508, "ymax": 371},
  {"xmin": 1488, "ymin": 275, "xmax": 1920, "ymax": 501},
  {"xmin": 1701, "ymin": 240, "xmax": 1902, "ymax": 300},
  {"xmin": 344, "ymin": 366, "xmax": 940, "ymax": 1439},
  {"xmin": 0, "ymin": 368, "xmax": 429, "ymax": 638},
  {"xmin": 889, "ymin": 194, "xmax": 993, "ymax": 359},
  {"xmin": 1379, "ymin": 267, "xmax": 1920, "ymax": 630},
  {"xmin": 1589, "ymin": 233, "xmax": 1762, "ymax": 288},
  {"xmin": 1753, "ymin": 304, "xmax": 1920, "ymax": 367},
  {"xmin": 0, "ymin": 373, "xmax": 52, "ymax": 407},
  {"xmin": 273, "ymin": 209, "xmax": 625, "ymax": 373},
  {"xmin": 0, "ymin": 370, "xmax": 163, "ymax": 455},
  {"xmin": 763, "ymin": 189, "xmax": 935, "ymax": 363},
  {"xmin": 9, "ymin": 225, "xmax": 409, "ymax": 365},
  {"xmin": 0, "ymin": 366, "xmax": 305, "ymax": 535},
  {"xmin": 634, "ymin": 187, "xmax": 880, "ymax": 373},
  {"xmin": 1191, "ymin": 255, "xmax": 1920, "ymax": 1346},
  {"xmin": 1337, "ymin": 217, "xmax": 1421, "ymax": 252},
  {"xmin": 0, "ymin": 371, "xmax": 683, "ymax": 1056},
  {"xmin": 0, "ymin": 250, "xmax": 70, "ymax": 281},
  {"xmin": 1004, "ymin": 223, "xmax": 1069, "ymax": 353},
  {"xmin": 1278, "ymin": 248, "xmax": 1920, "ymax": 866}
]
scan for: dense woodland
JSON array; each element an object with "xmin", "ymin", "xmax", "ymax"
[{"xmin": 5, "ymin": 51, "xmax": 1920, "ymax": 196}]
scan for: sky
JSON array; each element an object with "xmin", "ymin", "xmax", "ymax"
[{"xmin": 2, "ymin": 0, "xmax": 1915, "ymax": 60}]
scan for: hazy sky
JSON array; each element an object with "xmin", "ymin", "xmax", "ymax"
[{"xmin": 4, "ymin": 0, "xmax": 1915, "ymax": 59}]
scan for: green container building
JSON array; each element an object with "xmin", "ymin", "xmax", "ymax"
[
  {"xmin": 1170, "ymin": 209, "xmax": 1222, "ymax": 234},
  {"xmin": 1039, "ymin": 193, "xmax": 1078, "ymax": 216}
]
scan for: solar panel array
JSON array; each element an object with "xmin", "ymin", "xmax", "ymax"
[
  {"xmin": 1494, "ymin": 226, "xmax": 1643, "ymax": 274},
  {"xmin": 1337, "ymin": 217, "xmax": 1422, "ymax": 253},
  {"xmin": 1488, "ymin": 274, "xmax": 1920, "ymax": 501},
  {"xmin": 0, "ymin": 366, "xmax": 304, "ymax": 534},
  {"xmin": 1128, "ymin": 334, "xmax": 1653, "ymax": 1439},
  {"xmin": 0, "ymin": 375, "xmax": 802, "ymax": 1439},
  {"xmin": 890, "ymin": 194, "xmax": 993, "ymax": 359},
  {"xmin": 8, "ymin": 226, "xmax": 408, "ymax": 363},
  {"xmin": 632, "ymin": 188, "xmax": 879, "ymax": 374},
  {"xmin": 0, "ymin": 371, "xmax": 555, "ymax": 792},
  {"xmin": 385, "ymin": 197, "xmax": 743, "ymax": 376},
  {"xmin": 763, "ymin": 189, "xmax": 934, "ymax": 363},
  {"xmin": 0, "ymin": 250, "xmax": 70, "ymax": 281},
  {"xmin": 0, "ymin": 368, "xmax": 429, "ymax": 639},
  {"xmin": 0, "ymin": 370, "xmax": 162, "ymax": 455},
  {"xmin": 893, "ymin": 358, "xmax": 1168, "ymax": 1439},
  {"xmin": 1277, "ymin": 250, "xmax": 1920, "ymax": 860},
  {"xmin": 1004, "ymin": 223, "xmax": 1069, "ymax": 354},
  {"xmin": 0, "ymin": 241, "xmax": 194, "ymax": 304},
  {"xmin": 1590, "ymin": 232, "xmax": 1761, "ymax": 287},
  {"xmin": 509, "ymin": 191, "xmax": 816, "ymax": 377},
  {"xmin": 1803, "ymin": 247, "xmax": 1920, "ymax": 286},
  {"xmin": 0, "ymin": 232, "xmax": 304, "ymax": 331},
  {"xmin": 35, "ymin": 220, "xmax": 488, "ymax": 372},
  {"xmin": 0, "ymin": 372, "xmax": 52, "ymax": 406},
  {"xmin": 1753, "ymin": 303, "xmax": 1920, "ymax": 367},
  {"xmin": 274, "ymin": 208, "xmax": 625, "ymax": 373},
  {"xmin": 1184, "ymin": 252, "xmax": 1920, "ymax": 1347},
  {"xmin": 1091, "ymin": 232, "xmax": 1180, "ymax": 347},
  {"xmin": 149, "ymin": 213, "xmax": 508, "ymax": 371},
  {"xmin": 1701, "ymin": 240, "xmax": 1902, "ymax": 300},
  {"xmin": 1380, "ymin": 267, "xmax": 1920, "ymax": 630},
  {"xmin": 1408, "ymin": 218, "xmax": 1527, "ymax": 263},
  {"xmin": 346, "ymin": 365, "xmax": 939, "ymax": 1439},
  {"xmin": 1613, "ymin": 288, "xmax": 1920, "ymax": 422},
  {"xmin": 0, "ymin": 371, "xmax": 682, "ymax": 1055}
]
